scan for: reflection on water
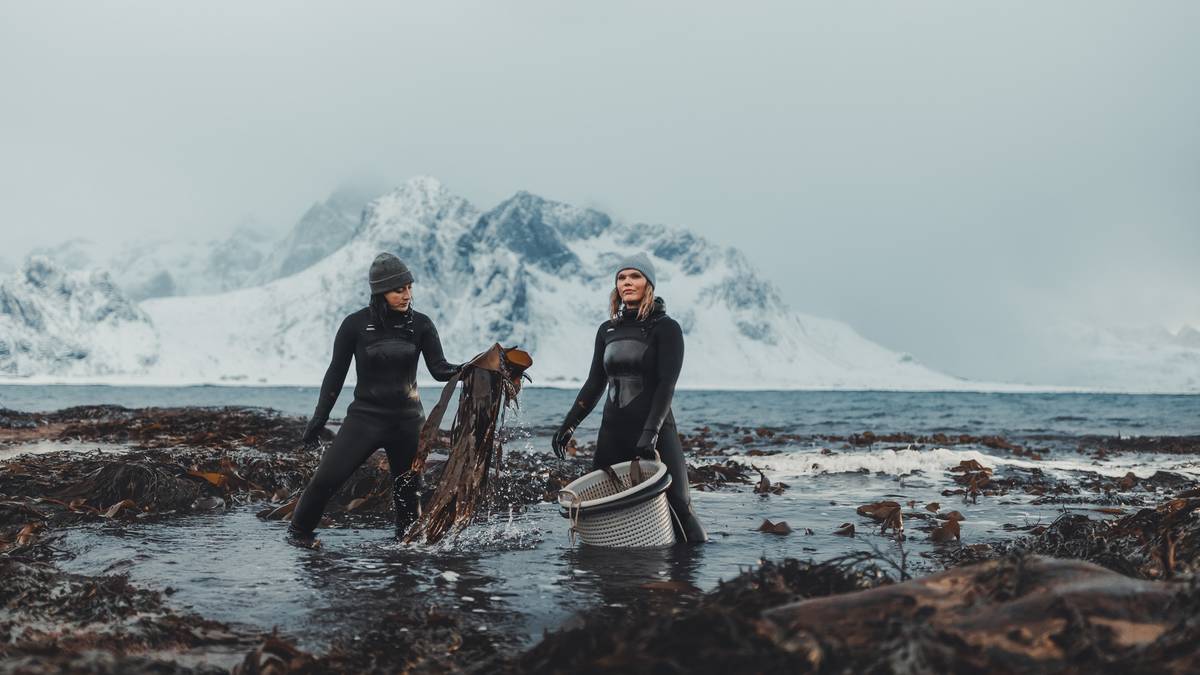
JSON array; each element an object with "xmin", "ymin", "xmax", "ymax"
[
  {"xmin": 17, "ymin": 384, "xmax": 1200, "ymax": 651},
  {"xmin": 558, "ymin": 544, "xmax": 708, "ymax": 621},
  {"xmin": 56, "ymin": 460, "xmax": 1086, "ymax": 651}
]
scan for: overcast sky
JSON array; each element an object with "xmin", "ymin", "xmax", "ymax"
[{"xmin": 2, "ymin": 1, "xmax": 1197, "ymax": 381}]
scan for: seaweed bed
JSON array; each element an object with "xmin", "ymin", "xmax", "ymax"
[{"xmin": 2, "ymin": 406, "xmax": 1199, "ymax": 674}]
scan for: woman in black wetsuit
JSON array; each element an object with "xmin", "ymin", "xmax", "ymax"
[
  {"xmin": 289, "ymin": 252, "xmax": 460, "ymax": 543},
  {"xmin": 551, "ymin": 253, "xmax": 707, "ymax": 543}
]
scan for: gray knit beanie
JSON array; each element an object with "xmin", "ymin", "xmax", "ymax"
[
  {"xmin": 614, "ymin": 253, "xmax": 656, "ymax": 289},
  {"xmin": 369, "ymin": 252, "xmax": 414, "ymax": 294}
]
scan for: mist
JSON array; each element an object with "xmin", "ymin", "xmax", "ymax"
[{"xmin": 2, "ymin": 1, "xmax": 1197, "ymax": 383}]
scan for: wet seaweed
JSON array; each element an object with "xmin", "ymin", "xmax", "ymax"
[
  {"xmin": 941, "ymin": 488, "xmax": 1200, "ymax": 581},
  {"xmin": 516, "ymin": 552, "xmax": 1200, "ymax": 675},
  {"xmin": 511, "ymin": 556, "xmax": 892, "ymax": 674},
  {"xmin": 0, "ymin": 558, "xmax": 254, "ymax": 668},
  {"xmin": 405, "ymin": 345, "xmax": 532, "ymax": 544},
  {"xmin": 3, "ymin": 404, "xmax": 1199, "ymax": 674}
]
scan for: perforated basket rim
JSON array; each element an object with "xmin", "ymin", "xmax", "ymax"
[{"xmin": 557, "ymin": 460, "xmax": 670, "ymax": 510}]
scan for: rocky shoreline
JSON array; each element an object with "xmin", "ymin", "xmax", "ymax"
[{"xmin": 2, "ymin": 406, "xmax": 1198, "ymax": 673}]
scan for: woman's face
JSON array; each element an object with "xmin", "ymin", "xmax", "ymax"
[
  {"xmin": 384, "ymin": 284, "xmax": 413, "ymax": 311},
  {"xmin": 616, "ymin": 269, "xmax": 648, "ymax": 306}
]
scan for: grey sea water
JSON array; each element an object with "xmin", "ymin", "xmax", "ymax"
[{"xmin": 2, "ymin": 385, "xmax": 1197, "ymax": 650}]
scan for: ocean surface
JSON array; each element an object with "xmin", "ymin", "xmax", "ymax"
[{"xmin": 2, "ymin": 385, "xmax": 1198, "ymax": 650}]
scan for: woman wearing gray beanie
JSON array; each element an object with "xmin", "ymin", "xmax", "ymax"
[
  {"xmin": 289, "ymin": 252, "xmax": 461, "ymax": 544},
  {"xmin": 552, "ymin": 252, "xmax": 707, "ymax": 543}
]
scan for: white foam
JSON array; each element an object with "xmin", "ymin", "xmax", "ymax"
[{"xmin": 743, "ymin": 446, "xmax": 1200, "ymax": 482}]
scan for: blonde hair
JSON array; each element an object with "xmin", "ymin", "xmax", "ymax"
[{"xmin": 609, "ymin": 286, "xmax": 656, "ymax": 321}]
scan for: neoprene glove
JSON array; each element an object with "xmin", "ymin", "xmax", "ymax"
[
  {"xmin": 551, "ymin": 423, "xmax": 574, "ymax": 460},
  {"xmin": 301, "ymin": 417, "xmax": 327, "ymax": 446},
  {"xmin": 634, "ymin": 429, "xmax": 659, "ymax": 460}
]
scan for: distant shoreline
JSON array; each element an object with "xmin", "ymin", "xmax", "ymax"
[{"xmin": 0, "ymin": 378, "xmax": 1197, "ymax": 395}]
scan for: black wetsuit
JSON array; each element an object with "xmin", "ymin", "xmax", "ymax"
[
  {"xmin": 291, "ymin": 306, "xmax": 458, "ymax": 536},
  {"xmin": 561, "ymin": 298, "xmax": 707, "ymax": 542}
]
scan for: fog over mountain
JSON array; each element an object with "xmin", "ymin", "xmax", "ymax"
[
  {"xmin": 0, "ymin": 179, "xmax": 959, "ymax": 389},
  {"xmin": 2, "ymin": 178, "xmax": 1197, "ymax": 392},
  {"xmin": 3, "ymin": 3, "xmax": 1196, "ymax": 384}
]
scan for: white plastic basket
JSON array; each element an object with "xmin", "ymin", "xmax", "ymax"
[{"xmin": 558, "ymin": 459, "xmax": 677, "ymax": 548}]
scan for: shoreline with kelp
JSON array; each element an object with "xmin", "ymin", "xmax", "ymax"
[{"xmin": 2, "ymin": 405, "xmax": 1198, "ymax": 673}]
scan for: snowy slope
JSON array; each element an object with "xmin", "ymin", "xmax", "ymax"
[
  {"xmin": 247, "ymin": 187, "xmax": 367, "ymax": 286},
  {"xmin": 135, "ymin": 178, "xmax": 963, "ymax": 389},
  {"xmin": 0, "ymin": 257, "xmax": 157, "ymax": 376},
  {"xmin": 134, "ymin": 178, "xmax": 473, "ymax": 383},
  {"xmin": 22, "ymin": 186, "xmax": 370, "ymax": 302},
  {"xmin": 28, "ymin": 226, "xmax": 277, "ymax": 302}
]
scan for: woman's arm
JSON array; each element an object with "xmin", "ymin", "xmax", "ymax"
[
  {"xmin": 304, "ymin": 316, "xmax": 356, "ymax": 440},
  {"xmin": 419, "ymin": 317, "xmax": 459, "ymax": 382},
  {"xmin": 638, "ymin": 318, "xmax": 684, "ymax": 449},
  {"xmin": 562, "ymin": 324, "xmax": 608, "ymax": 428}
]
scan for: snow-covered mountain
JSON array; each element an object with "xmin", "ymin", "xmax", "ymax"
[
  {"xmin": 28, "ymin": 225, "xmax": 277, "ymax": 302},
  {"xmin": 23, "ymin": 187, "xmax": 371, "ymax": 302},
  {"xmin": 6, "ymin": 176, "xmax": 1195, "ymax": 391},
  {"xmin": 247, "ymin": 187, "xmax": 365, "ymax": 286},
  {"xmin": 129, "ymin": 177, "xmax": 961, "ymax": 388},
  {"xmin": 0, "ymin": 257, "xmax": 157, "ymax": 376}
]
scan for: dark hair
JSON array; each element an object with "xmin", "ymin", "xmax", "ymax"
[{"xmin": 370, "ymin": 293, "xmax": 390, "ymax": 327}]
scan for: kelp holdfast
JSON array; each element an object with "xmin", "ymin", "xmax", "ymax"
[{"xmin": 558, "ymin": 458, "xmax": 676, "ymax": 548}]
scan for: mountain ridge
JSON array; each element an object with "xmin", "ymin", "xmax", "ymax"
[{"xmin": 4, "ymin": 176, "xmax": 1197, "ymax": 392}]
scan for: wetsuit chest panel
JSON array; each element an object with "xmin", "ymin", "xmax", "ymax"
[
  {"xmin": 361, "ymin": 314, "xmax": 418, "ymax": 370},
  {"xmin": 603, "ymin": 325, "xmax": 654, "ymax": 408},
  {"xmin": 354, "ymin": 319, "xmax": 422, "ymax": 414},
  {"xmin": 363, "ymin": 334, "xmax": 419, "ymax": 369}
]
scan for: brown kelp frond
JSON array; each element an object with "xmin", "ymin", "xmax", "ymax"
[{"xmin": 405, "ymin": 344, "xmax": 532, "ymax": 544}]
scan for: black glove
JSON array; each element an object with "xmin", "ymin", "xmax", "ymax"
[
  {"xmin": 634, "ymin": 429, "xmax": 659, "ymax": 460},
  {"xmin": 551, "ymin": 423, "xmax": 574, "ymax": 460},
  {"xmin": 301, "ymin": 417, "xmax": 327, "ymax": 446}
]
